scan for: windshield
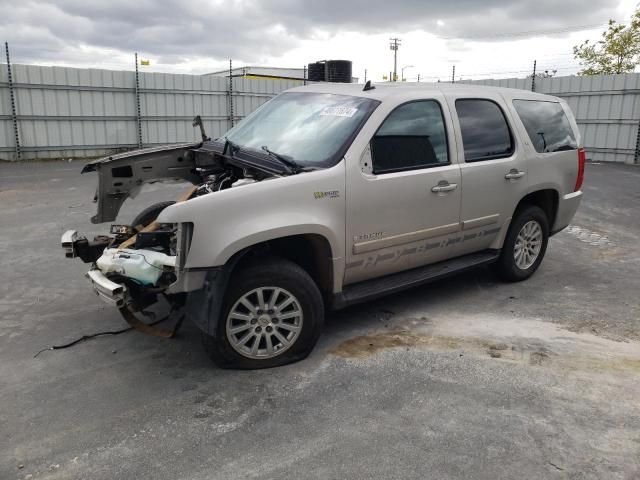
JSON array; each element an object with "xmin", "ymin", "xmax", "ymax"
[{"xmin": 223, "ymin": 92, "xmax": 379, "ymax": 167}]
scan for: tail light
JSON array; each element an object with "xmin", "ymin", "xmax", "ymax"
[{"xmin": 575, "ymin": 147, "xmax": 586, "ymax": 192}]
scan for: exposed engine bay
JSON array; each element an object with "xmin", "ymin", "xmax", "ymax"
[
  {"xmin": 83, "ymin": 138, "xmax": 284, "ymax": 225},
  {"xmin": 61, "ymin": 133, "xmax": 299, "ymax": 331}
]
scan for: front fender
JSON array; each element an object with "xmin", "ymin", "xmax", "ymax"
[
  {"xmin": 158, "ymin": 163, "xmax": 347, "ymax": 268},
  {"xmin": 216, "ymin": 223, "xmax": 341, "ymax": 266}
]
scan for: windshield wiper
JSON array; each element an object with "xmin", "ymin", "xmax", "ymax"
[
  {"xmin": 220, "ymin": 139, "xmax": 306, "ymax": 175},
  {"xmin": 261, "ymin": 146, "xmax": 303, "ymax": 174}
]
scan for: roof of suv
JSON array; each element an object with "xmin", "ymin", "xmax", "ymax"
[{"xmin": 287, "ymin": 81, "xmax": 560, "ymax": 103}]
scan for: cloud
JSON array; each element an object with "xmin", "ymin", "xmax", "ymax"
[
  {"xmin": 0, "ymin": 0, "xmax": 622, "ymax": 68},
  {"xmin": 265, "ymin": 0, "xmax": 618, "ymax": 38}
]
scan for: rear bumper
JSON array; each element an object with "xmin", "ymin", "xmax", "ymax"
[{"xmin": 552, "ymin": 190, "xmax": 583, "ymax": 235}]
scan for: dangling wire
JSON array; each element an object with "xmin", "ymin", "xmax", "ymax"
[
  {"xmin": 34, "ymin": 326, "xmax": 133, "ymax": 358},
  {"xmin": 33, "ymin": 313, "xmax": 180, "ymax": 358}
]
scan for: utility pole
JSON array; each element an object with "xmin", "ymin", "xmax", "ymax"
[
  {"xmin": 451, "ymin": 65, "xmax": 456, "ymax": 83},
  {"xmin": 364, "ymin": 69, "xmax": 367, "ymax": 83},
  {"xmin": 531, "ymin": 59, "xmax": 537, "ymax": 92},
  {"xmin": 417, "ymin": 73, "xmax": 420, "ymax": 82},
  {"xmin": 389, "ymin": 37, "xmax": 401, "ymax": 82}
]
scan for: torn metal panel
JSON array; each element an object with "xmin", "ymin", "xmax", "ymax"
[{"xmin": 82, "ymin": 143, "xmax": 201, "ymax": 223}]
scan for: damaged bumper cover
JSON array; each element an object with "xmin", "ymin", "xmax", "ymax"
[
  {"xmin": 61, "ymin": 227, "xmax": 205, "ymax": 308},
  {"xmin": 86, "ymin": 269, "xmax": 128, "ymax": 307}
]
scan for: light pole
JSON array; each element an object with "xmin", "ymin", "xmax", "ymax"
[
  {"xmin": 401, "ymin": 65, "xmax": 414, "ymax": 81},
  {"xmin": 389, "ymin": 38, "xmax": 401, "ymax": 81}
]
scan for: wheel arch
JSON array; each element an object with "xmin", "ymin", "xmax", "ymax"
[
  {"xmin": 231, "ymin": 233, "xmax": 335, "ymax": 298},
  {"xmin": 491, "ymin": 188, "xmax": 559, "ymax": 249},
  {"xmin": 515, "ymin": 188, "xmax": 559, "ymax": 230},
  {"xmin": 186, "ymin": 232, "xmax": 336, "ymax": 336}
]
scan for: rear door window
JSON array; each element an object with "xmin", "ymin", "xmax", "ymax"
[
  {"xmin": 371, "ymin": 100, "xmax": 449, "ymax": 174},
  {"xmin": 513, "ymin": 100, "xmax": 577, "ymax": 153},
  {"xmin": 455, "ymin": 99, "xmax": 514, "ymax": 162}
]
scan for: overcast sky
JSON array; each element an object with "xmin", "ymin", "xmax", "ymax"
[{"xmin": 1, "ymin": 0, "xmax": 638, "ymax": 81}]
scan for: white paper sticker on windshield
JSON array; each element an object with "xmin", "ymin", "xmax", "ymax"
[{"xmin": 319, "ymin": 106, "xmax": 358, "ymax": 118}]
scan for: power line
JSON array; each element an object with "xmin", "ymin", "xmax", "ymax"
[
  {"xmin": 436, "ymin": 23, "xmax": 608, "ymax": 40},
  {"xmin": 411, "ymin": 62, "xmax": 583, "ymax": 81}
]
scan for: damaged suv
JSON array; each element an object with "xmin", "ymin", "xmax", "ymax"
[{"xmin": 62, "ymin": 82, "xmax": 584, "ymax": 369}]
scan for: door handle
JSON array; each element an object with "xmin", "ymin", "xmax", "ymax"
[
  {"xmin": 431, "ymin": 181, "xmax": 458, "ymax": 193},
  {"xmin": 505, "ymin": 169, "xmax": 525, "ymax": 180}
]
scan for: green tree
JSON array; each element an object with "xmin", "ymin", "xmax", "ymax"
[{"xmin": 573, "ymin": 9, "xmax": 640, "ymax": 75}]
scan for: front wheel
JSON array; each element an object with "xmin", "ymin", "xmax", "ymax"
[
  {"xmin": 493, "ymin": 205, "xmax": 549, "ymax": 282},
  {"xmin": 131, "ymin": 201, "xmax": 176, "ymax": 230},
  {"xmin": 202, "ymin": 258, "xmax": 324, "ymax": 369}
]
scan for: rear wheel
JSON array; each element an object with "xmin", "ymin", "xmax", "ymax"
[
  {"xmin": 202, "ymin": 258, "xmax": 324, "ymax": 369},
  {"xmin": 493, "ymin": 205, "xmax": 549, "ymax": 282}
]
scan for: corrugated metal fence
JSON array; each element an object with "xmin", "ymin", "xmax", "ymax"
[
  {"xmin": 0, "ymin": 64, "xmax": 302, "ymax": 160},
  {"xmin": 1, "ymin": 63, "xmax": 639, "ymax": 163},
  {"xmin": 462, "ymin": 74, "xmax": 640, "ymax": 164}
]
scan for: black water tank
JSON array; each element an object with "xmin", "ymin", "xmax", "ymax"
[
  {"xmin": 326, "ymin": 60, "xmax": 352, "ymax": 83},
  {"xmin": 307, "ymin": 62, "xmax": 325, "ymax": 82},
  {"xmin": 307, "ymin": 60, "xmax": 352, "ymax": 83}
]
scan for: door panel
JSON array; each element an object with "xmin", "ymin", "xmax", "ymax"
[
  {"xmin": 344, "ymin": 96, "xmax": 461, "ymax": 285},
  {"xmin": 445, "ymin": 95, "xmax": 529, "ymax": 257}
]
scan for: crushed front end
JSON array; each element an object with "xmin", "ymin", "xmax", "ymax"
[
  {"xmin": 60, "ymin": 136, "xmax": 285, "ymax": 335},
  {"xmin": 61, "ymin": 220, "xmax": 188, "ymax": 334}
]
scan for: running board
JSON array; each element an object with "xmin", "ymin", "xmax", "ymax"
[{"xmin": 332, "ymin": 250, "xmax": 500, "ymax": 310}]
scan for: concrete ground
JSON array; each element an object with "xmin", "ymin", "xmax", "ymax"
[{"xmin": 1, "ymin": 160, "xmax": 639, "ymax": 480}]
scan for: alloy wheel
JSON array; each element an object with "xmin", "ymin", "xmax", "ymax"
[
  {"xmin": 514, "ymin": 220, "xmax": 543, "ymax": 270},
  {"xmin": 226, "ymin": 287, "xmax": 304, "ymax": 359}
]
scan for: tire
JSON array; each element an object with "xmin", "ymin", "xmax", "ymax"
[
  {"xmin": 202, "ymin": 257, "xmax": 325, "ymax": 369},
  {"xmin": 131, "ymin": 201, "xmax": 176, "ymax": 230},
  {"xmin": 493, "ymin": 205, "xmax": 549, "ymax": 282}
]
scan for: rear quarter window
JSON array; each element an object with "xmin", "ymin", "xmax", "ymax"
[
  {"xmin": 512, "ymin": 100, "xmax": 577, "ymax": 153},
  {"xmin": 455, "ymin": 99, "xmax": 514, "ymax": 162}
]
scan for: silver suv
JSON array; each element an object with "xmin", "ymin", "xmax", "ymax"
[{"xmin": 61, "ymin": 81, "xmax": 584, "ymax": 369}]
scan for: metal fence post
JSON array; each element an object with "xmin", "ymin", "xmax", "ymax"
[
  {"xmin": 134, "ymin": 52, "xmax": 143, "ymax": 148},
  {"xmin": 634, "ymin": 119, "xmax": 640, "ymax": 164},
  {"xmin": 531, "ymin": 60, "xmax": 537, "ymax": 92},
  {"xmin": 228, "ymin": 59, "xmax": 235, "ymax": 128},
  {"xmin": 5, "ymin": 42, "xmax": 21, "ymax": 160}
]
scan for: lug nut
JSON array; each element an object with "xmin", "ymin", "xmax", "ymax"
[
  {"xmin": 255, "ymin": 326, "xmax": 262, "ymax": 332},
  {"xmin": 266, "ymin": 326, "xmax": 273, "ymax": 332},
  {"xmin": 250, "ymin": 318, "xmax": 257, "ymax": 324},
  {"xmin": 272, "ymin": 318, "xmax": 279, "ymax": 324}
]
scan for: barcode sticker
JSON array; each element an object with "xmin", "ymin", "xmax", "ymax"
[{"xmin": 319, "ymin": 106, "xmax": 358, "ymax": 118}]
